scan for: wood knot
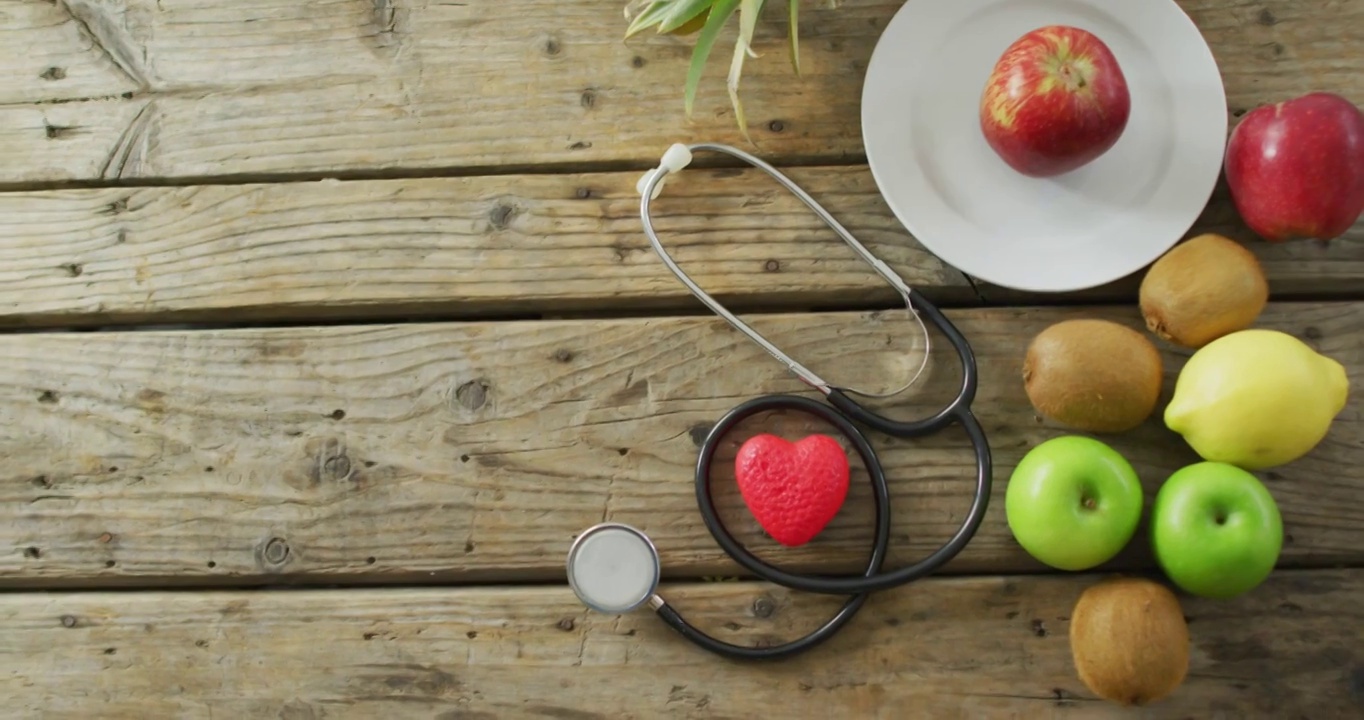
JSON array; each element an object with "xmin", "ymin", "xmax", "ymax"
[
  {"xmin": 322, "ymin": 454, "xmax": 352, "ymax": 481},
  {"xmin": 751, "ymin": 595, "xmax": 776, "ymax": 618},
  {"xmin": 580, "ymin": 89, "xmax": 597, "ymax": 109},
  {"xmin": 60, "ymin": 615, "xmax": 77, "ymax": 628},
  {"xmin": 768, "ymin": 120, "xmax": 786, "ymax": 133},
  {"xmin": 1031, "ymin": 619, "xmax": 1047, "ymax": 637},
  {"xmin": 45, "ymin": 123, "xmax": 75, "ymax": 139},
  {"xmin": 39, "ymin": 66, "xmax": 66, "ymax": 81},
  {"xmin": 543, "ymin": 36, "xmax": 562, "ymax": 56},
  {"xmin": 306, "ymin": 437, "xmax": 354, "ymax": 486},
  {"xmin": 553, "ymin": 348, "xmax": 574, "ymax": 363},
  {"xmin": 488, "ymin": 203, "xmax": 517, "ymax": 231},
  {"xmin": 1304, "ymin": 326, "xmax": 1322, "ymax": 340},
  {"xmin": 59, "ymin": 263, "xmax": 83, "ymax": 277},
  {"xmin": 688, "ymin": 423, "xmax": 713, "ymax": 447},
  {"xmin": 631, "ymin": 55, "xmax": 646, "ymax": 68},
  {"xmin": 763, "ymin": 259, "xmax": 781, "ymax": 272},
  {"xmin": 38, "ymin": 390, "xmax": 58, "ymax": 404},
  {"xmin": 1258, "ymin": 8, "xmax": 1277, "ymax": 25},
  {"xmin": 258, "ymin": 537, "xmax": 292, "ymax": 569},
  {"xmin": 455, "ymin": 380, "xmax": 490, "ymax": 411},
  {"xmin": 556, "ymin": 617, "xmax": 575, "ymax": 632}
]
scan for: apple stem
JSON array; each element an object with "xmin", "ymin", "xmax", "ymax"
[{"xmin": 1057, "ymin": 62, "xmax": 1088, "ymax": 91}]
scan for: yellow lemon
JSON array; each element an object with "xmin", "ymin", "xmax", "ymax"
[{"xmin": 1164, "ymin": 329, "xmax": 1349, "ymax": 470}]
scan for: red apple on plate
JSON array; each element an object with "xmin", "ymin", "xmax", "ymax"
[
  {"xmin": 1224, "ymin": 92, "xmax": 1364, "ymax": 242},
  {"xmin": 980, "ymin": 25, "xmax": 1132, "ymax": 178}
]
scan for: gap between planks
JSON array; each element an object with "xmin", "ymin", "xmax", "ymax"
[{"xmin": 0, "ymin": 153, "xmax": 868, "ymax": 194}]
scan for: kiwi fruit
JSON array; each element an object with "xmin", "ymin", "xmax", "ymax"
[
  {"xmin": 1139, "ymin": 233, "xmax": 1269, "ymax": 348},
  {"xmin": 1023, "ymin": 319, "xmax": 1163, "ymax": 433},
  {"xmin": 1069, "ymin": 576, "xmax": 1190, "ymax": 706}
]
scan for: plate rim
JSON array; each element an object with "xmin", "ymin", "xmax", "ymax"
[{"xmin": 859, "ymin": 0, "xmax": 1229, "ymax": 293}]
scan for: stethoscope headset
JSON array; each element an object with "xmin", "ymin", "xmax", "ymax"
[{"xmin": 565, "ymin": 143, "xmax": 993, "ymax": 660}]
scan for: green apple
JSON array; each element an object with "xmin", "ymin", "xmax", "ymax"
[
  {"xmin": 1005, "ymin": 435, "xmax": 1144, "ymax": 571},
  {"xmin": 1151, "ymin": 462, "xmax": 1283, "ymax": 599}
]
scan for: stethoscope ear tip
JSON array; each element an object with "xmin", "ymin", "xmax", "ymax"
[{"xmin": 636, "ymin": 143, "xmax": 695, "ymax": 200}]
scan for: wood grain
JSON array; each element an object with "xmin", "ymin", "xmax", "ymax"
[
  {"xmin": 0, "ymin": 165, "xmax": 1358, "ymax": 328},
  {"xmin": 0, "ymin": 0, "xmax": 1359, "ymax": 184},
  {"xmin": 1, "ymin": 302, "xmax": 1358, "ymax": 587},
  {"xmin": 0, "ymin": 166, "xmax": 976, "ymax": 327},
  {"xmin": 2, "ymin": 569, "xmax": 1360, "ymax": 719}
]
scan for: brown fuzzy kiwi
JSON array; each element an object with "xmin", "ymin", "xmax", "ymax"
[
  {"xmin": 1069, "ymin": 577, "xmax": 1190, "ymax": 706},
  {"xmin": 1022, "ymin": 319, "xmax": 1163, "ymax": 433},
  {"xmin": 1139, "ymin": 233, "xmax": 1268, "ymax": 348}
]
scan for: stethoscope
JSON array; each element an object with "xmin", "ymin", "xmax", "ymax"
[{"xmin": 565, "ymin": 142, "xmax": 993, "ymax": 660}]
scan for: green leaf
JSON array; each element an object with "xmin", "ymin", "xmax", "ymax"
[
  {"xmin": 624, "ymin": 0, "xmax": 674, "ymax": 38},
  {"xmin": 657, "ymin": 0, "xmax": 714, "ymax": 34},
  {"xmin": 726, "ymin": 0, "xmax": 765, "ymax": 139},
  {"xmin": 788, "ymin": 0, "xmax": 801, "ymax": 76},
  {"xmin": 683, "ymin": 0, "xmax": 741, "ymax": 118}
]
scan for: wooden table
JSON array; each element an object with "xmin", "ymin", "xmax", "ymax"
[{"xmin": 1, "ymin": 1, "xmax": 1360, "ymax": 717}]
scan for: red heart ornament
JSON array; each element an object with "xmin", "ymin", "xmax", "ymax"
[{"xmin": 734, "ymin": 433, "xmax": 851, "ymax": 547}]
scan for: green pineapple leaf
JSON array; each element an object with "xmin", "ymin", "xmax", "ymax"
[
  {"xmin": 626, "ymin": 0, "xmax": 820, "ymax": 138},
  {"xmin": 683, "ymin": 0, "xmax": 741, "ymax": 118},
  {"xmin": 624, "ymin": 1, "xmax": 673, "ymax": 39},
  {"xmin": 657, "ymin": 0, "xmax": 715, "ymax": 34},
  {"xmin": 726, "ymin": 0, "xmax": 766, "ymax": 140}
]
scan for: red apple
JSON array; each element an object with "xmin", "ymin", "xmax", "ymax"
[
  {"xmin": 1224, "ymin": 92, "xmax": 1364, "ymax": 242},
  {"xmin": 980, "ymin": 25, "xmax": 1131, "ymax": 178}
]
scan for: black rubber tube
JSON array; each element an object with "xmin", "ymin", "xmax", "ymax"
[
  {"xmin": 653, "ymin": 394, "xmax": 890, "ymax": 660},
  {"xmin": 653, "ymin": 392, "xmax": 992, "ymax": 660}
]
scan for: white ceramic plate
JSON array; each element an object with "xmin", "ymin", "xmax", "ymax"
[{"xmin": 861, "ymin": 0, "xmax": 1227, "ymax": 293}]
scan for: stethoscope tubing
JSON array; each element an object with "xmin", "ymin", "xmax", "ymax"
[
  {"xmin": 697, "ymin": 397, "xmax": 991, "ymax": 596},
  {"xmin": 653, "ymin": 394, "xmax": 891, "ymax": 660},
  {"xmin": 630, "ymin": 142, "xmax": 994, "ymax": 660}
]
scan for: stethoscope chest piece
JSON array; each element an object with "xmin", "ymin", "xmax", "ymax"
[{"xmin": 567, "ymin": 523, "xmax": 662, "ymax": 615}]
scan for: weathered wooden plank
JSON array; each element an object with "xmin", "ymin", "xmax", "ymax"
[
  {"xmin": 2, "ymin": 569, "xmax": 1359, "ymax": 718},
  {"xmin": 0, "ymin": 0, "xmax": 1359, "ymax": 184},
  {"xmin": 0, "ymin": 166, "xmax": 1358, "ymax": 328},
  {"xmin": 0, "ymin": 166, "xmax": 976, "ymax": 327},
  {"xmin": 1, "ymin": 302, "xmax": 1358, "ymax": 587}
]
